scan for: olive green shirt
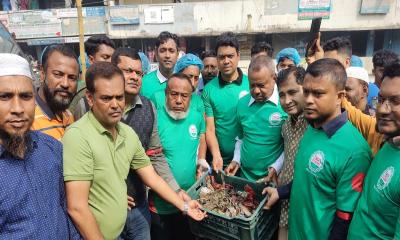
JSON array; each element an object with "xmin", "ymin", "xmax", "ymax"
[{"xmin": 63, "ymin": 111, "xmax": 151, "ymax": 240}]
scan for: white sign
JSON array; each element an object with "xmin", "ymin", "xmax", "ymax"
[
  {"xmin": 56, "ymin": 8, "xmax": 78, "ymax": 18},
  {"xmin": 144, "ymin": 6, "xmax": 174, "ymax": 24}
]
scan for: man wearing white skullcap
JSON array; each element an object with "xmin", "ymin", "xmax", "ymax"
[
  {"xmin": 345, "ymin": 66, "xmax": 371, "ymax": 115},
  {"xmin": 0, "ymin": 53, "xmax": 81, "ymax": 239}
]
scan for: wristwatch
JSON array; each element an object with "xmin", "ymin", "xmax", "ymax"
[{"xmin": 182, "ymin": 202, "xmax": 189, "ymax": 215}]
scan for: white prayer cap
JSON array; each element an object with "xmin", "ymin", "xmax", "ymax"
[
  {"xmin": 0, "ymin": 53, "xmax": 32, "ymax": 79},
  {"xmin": 346, "ymin": 67, "xmax": 370, "ymax": 84}
]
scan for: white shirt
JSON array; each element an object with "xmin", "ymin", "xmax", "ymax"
[{"xmin": 156, "ymin": 69, "xmax": 168, "ymax": 84}]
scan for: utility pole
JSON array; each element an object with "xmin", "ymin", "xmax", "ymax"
[{"xmin": 77, "ymin": 0, "xmax": 86, "ymax": 80}]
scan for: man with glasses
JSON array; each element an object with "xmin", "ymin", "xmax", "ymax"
[
  {"xmin": 348, "ymin": 62, "xmax": 400, "ymax": 239},
  {"xmin": 110, "ymin": 48, "xmax": 182, "ymax": 240}
]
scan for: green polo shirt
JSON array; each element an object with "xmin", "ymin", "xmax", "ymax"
[
  {"xmin": 237, "ymin": 92, "xmax": 287, "ymax": 181},
  {"xmin": 153, "ymin": 107, "xmax": 205, "ymax": 214},
  {"xmin": 348, "ymin": 143, "xmax": 400, "ymax": 240},
  {"xmin": 63, "ymin": 111, "xmax": 151, "ymax": 240},
  {"xmin": 288, "ymin": 113, "xmax": 372, "ymax": 240},
  {"xmin": 150, "ymin": 90, "xmax": 205, "ymax": 114},
  {"xmin": 202, "ymin": 69, "xmax": 249, "ymax": 165},
  {"xmin": 141, "ymin": 70, "xmax": 167, "ymax": 98}
]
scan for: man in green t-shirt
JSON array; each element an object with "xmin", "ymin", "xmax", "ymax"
[
  {"xmin": 263, "ymin": 58, "xmax": 372, "ymax": 240},
  {"xmin": 141, "ymin": 32, "xmax": 179, "ymax": 99},
  {"xmin": 151, "ymin": 73, "xmax": 207, "ymax": 240},
  {"xmin": 224, "ymin": 56, "xmax": 286, "ymax": 181},
  {"xmin": 202, "ymin": 32, "xmax": 250, "ymax": 170},
  {"xmin": 348, "ymin": 62, "xmax": 400, "ymax": 240},
  {"xmin": 63, "ymin": 62, "xmax": 205, "ymax": 240}
]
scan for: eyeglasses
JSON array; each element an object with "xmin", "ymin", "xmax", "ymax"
[
  {"xmin": 120, "ymin": 68, "xmax": 143, "ymax": 77},
  {"xmin": 377, "ymin": 95, "xmax": 400, "ymax": 110}
]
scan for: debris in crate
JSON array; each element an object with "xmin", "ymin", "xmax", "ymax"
[{"xmin": 197, "ymin": 175, "xmax": 260, "ymax": 218}]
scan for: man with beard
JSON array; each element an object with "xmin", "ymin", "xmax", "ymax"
[
  {"xmin": 224, "ymin": 56, "xmax": 286, "ymax": 182},
  {"xmin": 110, "ymin": 48, "xmax": 182, "ymax": 240},
  {"xmin": 263, "ymin": 59, "xmax": 372, "ymax": 240},
  {"xmin": 0, "ymin": 54, "xmax": 80, "ymax": 239},
  {"xmin": 151, "ymin": 53, "xmax": 205, "ymax": 114},
  {"xmin": 32, "ymin": 44, "xmax": 79, "ymax": 140},
  {"xmin": 348, "ymin": 62, "xmax": 400, "ymax": 239},
  {"xmin": 345, "ymin": 67, "xmax": 371, "ymax": 114},
  {"xmin": 63, "ymin": 62, "xmax": 205, "ymax": 240},
  {"xmin": 141, "ymin": 31, "xmax": 179, "ymax": 98},
  {"xmin": 151, "ymin": 73, "xmax": 206, "ymax": 240}
]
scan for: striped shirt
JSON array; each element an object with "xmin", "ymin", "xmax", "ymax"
[{"xmin": 31, "ymin": 94, "xmax": 74, "ymax": 141}]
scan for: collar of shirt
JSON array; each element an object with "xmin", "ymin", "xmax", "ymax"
[
  {"xmin": 319, "ymin": 110, "xmax": 348, "ymax": 138},
  {"xmin": 35, "ymin": 93, "xmax": 58, "ymax": 120},
  {"xmin": 124, "ymin": 95, "xmax": 143, "ymax": 115},
  {"xmin": 0, "ymin": 131, "xmax": 38, "ymax": 158},
  {"xmin": 157, "ymin": 69, "xmax": 168, "ymax": 84},
  {"xmin": 385, "ymin": 135, "xmax": 400, "ymax": 148},
  {"xmin": 88, "ymin": 110, "xmax": 126, "ymax": 139},
  {"xmin": 248, "ymin": 84, "xmax": 279, "ymax": 106},
  {"xmin": 218, "ymin": 68, "xmax": 243, "ymax": 86}
]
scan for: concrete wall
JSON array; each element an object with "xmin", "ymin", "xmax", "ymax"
[{"xmin": 108, "ymin": 0, "xmax": 400, "ymax": 38}]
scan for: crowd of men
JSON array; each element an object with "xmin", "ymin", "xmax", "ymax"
[{"xmin": 0, "ymin": 29, "xmax": 399, "ymax": 240}]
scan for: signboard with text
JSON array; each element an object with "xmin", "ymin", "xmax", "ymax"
[
  {"xmin": 360, "ymin": 0, "xmax": 390, "ymax": 14},
  {"xmin": 109, "ymin": 5, "xmax": 139, "ymax": 25},
  {"xmin": 144, "ymin": 6, "xmax": 174, "ymax": 24},
  {"xmin": 8, "ymin": 22, "xmax": 62, "ymax": 39},
  {"xmin": 298, "ymin": 0, "xmax": 331, "ymax": 20}
]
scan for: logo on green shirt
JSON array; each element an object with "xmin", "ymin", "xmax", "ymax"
[
  {"xmin": 269, "ymin": 112, "xmax": 283, "ymax": 126},
  {"xmin": 308, "ymin": 151, "xmax": 325, "ymax": 174},
  {"xmin": 375, "ymin": 166, "xmax": 395, "ymax": 191},
  {"xmin": 189, "ymin": 124, "xmax": 198, "ymax": 139},
  {"xmin": 239, "ymin": 90, "xmax": 249, "ymax": 99}
]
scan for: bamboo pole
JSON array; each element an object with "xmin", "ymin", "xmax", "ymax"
[{"xmin": 77, "ymin": 0, "xmax": 86, "ymax": 81}]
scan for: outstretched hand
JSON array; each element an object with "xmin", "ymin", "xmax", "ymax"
[{"xmin": 186, "ymin": 200, "xmax": 207, "ymax": 221}]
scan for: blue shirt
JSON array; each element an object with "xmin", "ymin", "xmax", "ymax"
[{"xmin": 0, "ymin": 131, "xmax": 80, "ymax": 240}]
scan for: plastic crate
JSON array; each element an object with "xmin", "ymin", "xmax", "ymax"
[{"xmin": 187, "ymin": 173, "xmax": 278, "ymax": 240}]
